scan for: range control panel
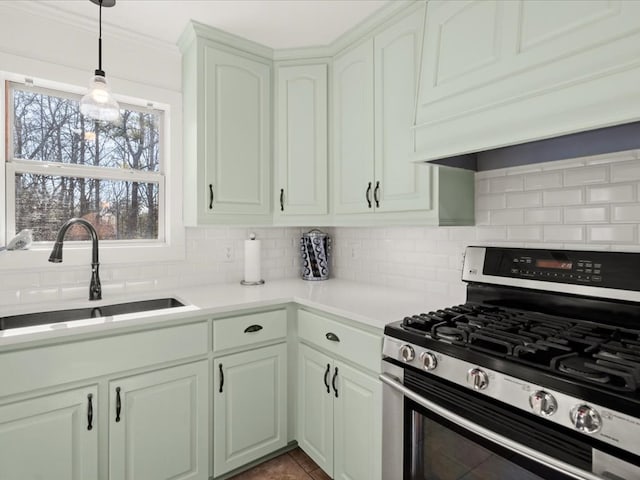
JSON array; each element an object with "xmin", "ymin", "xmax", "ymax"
[
  {"xmin": 481, "ymin": 247, "xmax": 640, "ymax": 291},
  {"xmin": 508, "ymin": 254, "xmax": 602, "ymax": 284}
]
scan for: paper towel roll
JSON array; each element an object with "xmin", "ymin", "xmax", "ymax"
[{"xmin": 243, "ymin": 235, "xmax": 262, "ymax": 283}]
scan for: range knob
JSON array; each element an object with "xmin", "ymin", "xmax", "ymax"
[
  {"xmin": 570, "ymin": 404, "xmax": 602, "ymax": 434},
  {"xmin": 399, "ymin": 345, "xmax": 415, "ymax": 362},
  {"xmin": 466, "ymin": 368, "xmax": 489, "ymax": 391},
  {"xmin": 420, "ymin": 351, "xmax": 437, "ymax": 371},
  {"xmin": 529, "ymin": 390, "xmax": 557, "ymax": 417}
]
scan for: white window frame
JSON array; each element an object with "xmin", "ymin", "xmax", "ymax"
[{"xmin": 0, "ymin": 72, "xmax": 185, "ymax": 269}]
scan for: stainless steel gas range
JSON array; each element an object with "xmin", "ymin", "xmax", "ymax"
[{"xmin": 381, "ymin": 246, "xmax": 640, "ymax": 480}]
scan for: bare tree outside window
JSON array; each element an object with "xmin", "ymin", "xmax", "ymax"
[{"xmin": 7, "ymin": 83, "xmax": 163, "ymax": 242}]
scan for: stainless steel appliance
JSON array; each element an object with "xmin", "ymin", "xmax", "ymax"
[{"xmin": 381, "ymin": 246, "xmax": 640, "ymax": 480}]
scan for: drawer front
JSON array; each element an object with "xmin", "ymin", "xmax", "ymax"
[
  {"xmin": 0, "ymin": 322, "xmax": 209, "ymax": 398},
  {"xmin": 298, "ymin": 309, "xmax": 382, "ymax": 372},
  {"xmin": 213, "ymin": 309, "xmax": 287, "ymax": 352}
]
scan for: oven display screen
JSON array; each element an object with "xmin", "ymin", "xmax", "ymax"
[{"xmin": 536, "ymin": 260, "xmax": 573, "ymax": 270}]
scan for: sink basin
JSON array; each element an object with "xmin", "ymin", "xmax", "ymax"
[{"xmin": 0, "ymin": 298, "xmax": 185, "ymax": 331}]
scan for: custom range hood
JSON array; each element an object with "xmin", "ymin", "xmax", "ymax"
[{"xmin": 411, "ymin": 0, "xmax": 640, "ymax": 172}]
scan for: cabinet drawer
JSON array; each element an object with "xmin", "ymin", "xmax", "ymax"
[
  {"xmin": 298, "ymin": 309, "xmax": 381, "ymax": 372},
  {"xmin": 213, "ymin": 309, "xmax": 287, "ymax": 352},
  {"xmin": 0, "ymin": 322, "xmax": 209, "ymax": 398}
]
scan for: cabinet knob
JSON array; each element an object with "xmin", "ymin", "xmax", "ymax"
[
  {"xmin": 115, "ymin": 387, "xmax": 122, "ymax": 422},
  {"xmin": 365, "ymin": 182, "xmax": 372, "ymax": 208},
  {"xmin": 280, "ymin": 188, "xmax": 284, "ymax": 211},
  {"xmin": 87, "ymin": 393, "xmax": 94, "ymax": 431},
  {"xmin": 209, "ymin": 184, "xmax": 214, "ymax": 209},
  {"xmin": 374, "ymin": 181, "xmax": 380, "ymax": 208}
]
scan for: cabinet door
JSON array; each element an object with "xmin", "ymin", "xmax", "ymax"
[
  {"xmin": 203, "ymin": 46, "xmax": 271, "ymax": 217},
  {"xmin": 297, "ymin": 344, "xmax": 334, "ymax": 474},
  {"xmin": 109, "ymin": 361, "xmax": 208, "ymax": 480},
  {"xmin": 213, "ymin": 343, "xmax": 287, "ymax": 477},
  {"xmin": 374, "ymin": 8, "xmax": 432, "ymax": 213},
  {"xmin": 333, "ymin": 361, "xmax": 382, "ymax": 480},
  {"xmin": 0, "ymin": 386, "xmax": 98, "ymax": 480},
  {"xmin": 275, "ymin": 64, "xmax": 328, "ymax": 216},
  {"xmin": 333, "ymin": 39, "xmax": 375, "ymax": 214}
]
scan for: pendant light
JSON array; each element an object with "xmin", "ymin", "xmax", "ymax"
[{"xmin": 80, "ymin": 0, "xmax": 120, "ymax": 123}]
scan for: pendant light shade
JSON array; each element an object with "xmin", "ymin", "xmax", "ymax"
[
  {"xmin": 81, "ymin": 0, "xmax": 120, "ymax": 123},
  {"xmin": 80, "ymin": 74, "xmax": 120, "ymax": 122}
]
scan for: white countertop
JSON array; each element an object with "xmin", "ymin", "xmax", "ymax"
[{"xmin": 0, "ymin": 279, "xmax": 441, "ymax": 347}]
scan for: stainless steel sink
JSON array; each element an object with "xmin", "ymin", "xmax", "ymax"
[{"xmin": 0, "ymin": 298, "xmax": 185, "ymax": 330}]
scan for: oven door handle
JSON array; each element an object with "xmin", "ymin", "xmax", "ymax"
[{"xmin": 379, "ymin": 373, "xmax": 603, "ymax": 480}]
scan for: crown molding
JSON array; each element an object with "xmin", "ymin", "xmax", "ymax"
[
  {"xmin": 1, "ymin": 0, "xmax": 180, "ymax": 55},
  {"xmin": 178, "ymin": 20, "xmax": 274, "ymax": 60}
]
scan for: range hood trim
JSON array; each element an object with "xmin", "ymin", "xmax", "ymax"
[{"xmin": 414, "ymin": 120, "xmax": 640, "ymax": 172}]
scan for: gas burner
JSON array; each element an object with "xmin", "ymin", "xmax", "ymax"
[
  {"xmin": 557, "ymin": 356, "xmax": 611, "ymax": 384},
  {"xmin": 433, "ymin": 325, "xmax": 466, "ymax": 342}
]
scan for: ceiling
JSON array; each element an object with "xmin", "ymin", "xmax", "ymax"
[{"xmin": 42, "ymin": 0, "xmax": 391, "ymax": 50}]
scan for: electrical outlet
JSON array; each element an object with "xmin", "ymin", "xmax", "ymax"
[{"xmin": 221, "ymin": 242, "xmax": 235, "ymax": 263}]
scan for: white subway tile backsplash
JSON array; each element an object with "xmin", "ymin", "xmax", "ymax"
[
  {"xmin": 587, "ymin": 184, "xmax": 635, "ymax": 204},
  {"xmin": 476, "ymin": 226, "xmax": 508, "ymax": 241},
  {"xmin": 543, "ymin": 225, "xmax": 584, "ymax": 242},
  {"xmin": 524, "ymin": 208, "xmax": 562, "ymax": 224},
  {"xmin": 563, "ymin": 166, "xmax": 608, "ymax": 186},
  {"xmin": 611, "ymin": 161, "xmax": 640, "ymax": 182},
  {"xmin": 489, "ymin": 176, "xmax": 523, "ymax": 193},
  {"xmin": 476, "ymin": 179, "xmax": 490, "ymax": 195},
  {"xmin": 563, "ymin": 206, "xmax": 608, "ymax": 224},
  {"xmin": 476, "ymin": 194, "xmax": 506, "ymax": 210},
  {"xmin": 587, "ymin": 225, "xmax": 636, "ymax": 243},
  {"xmin": 543, "ymin": 188, "xmax": 583, "ymax": 206},
  {"xmin": 507, "ymin": 226, "xmax": 543, "ymax": 242},
  {"xmin": 490, "ymin": 209, "xmax": 524, "ymax": 225},
  {"xmin": 612, "ymin": 205, "xmax": 640, "ymax": 222},
  {"xmin": 524, "ymin": 172, "xmax": 562, "ymax": 190},
  {"xmin": 506, "ymin": 191, "xmax": 542, "ymax": 208}
]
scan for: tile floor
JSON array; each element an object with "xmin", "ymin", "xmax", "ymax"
[{"xmin": 228, "ymin": 448, "xmax": 331, "ymax": 480}]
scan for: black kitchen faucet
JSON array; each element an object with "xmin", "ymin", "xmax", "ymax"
[{"xmin": 49, "ymin": 218, "xmax": 102, "ymax": 301}]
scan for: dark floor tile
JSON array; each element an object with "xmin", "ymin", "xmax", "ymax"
[
  {"xmin": 228, "ymin": 453, "xmax": 313, "ymax": 480},
  {"xmin": 309, "ymin": 467, "xmax": 332, "ymax": 480},
  {"xmin": 289, "ymin": 447, "xmax": 320, "ymax": 473}
]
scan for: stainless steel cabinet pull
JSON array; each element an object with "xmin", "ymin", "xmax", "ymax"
[
  {"xmin": 115, "ymin": 387, "xmax": 121, "ymax": 422},
  {"xmin": 325, "ymin": 332, "xmax": 340, "ymax": 342},
  {"xmin": 365, "ymin": 182, "xmax": 372, "ymax": 208},
  {"xmin": 87, "ymin": 393, "xmax": 93, "ymax": 431},
  {"xmin": 209, "ymin": 184, "xmax": 214, "ymax": 209},
  {"xmin": 280, "ymin": 188, "xmax": 284, "ymax": 211},
  {"xmin": 324, "ymin": 363, "xmax": 331, "ymax": 394},
  {"xmin": 244, "ymin": 324, "xmax": 263, "ymax": 333},
  {"xmin": 219, "ymin": 364, "xmax": 224, "ymax": 393},
  {"xmin": 374, "ymin": 181, "xmax": 380, "ymax": 208},
  {"xmin": 332, "ymin": 367, "xmax": 339, "ymax": 398}
]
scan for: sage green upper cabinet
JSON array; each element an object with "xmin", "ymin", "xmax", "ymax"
[
  {"xmin": 275, "ymin": 64, "xmax": 328, "ymax": 219},
  {"xmin": 333, "ymin": 39, "xmax": 375, "ymax": 215},
  {"xmin": 332, "ymin": 6, "xmax": 473, "ymax": 225},
  {"xmin": 181, "ymin": 26, "xmax": 272, "ymax": 225},
  {"xmin": 414, "ymin": 0, "xmax": 640, "ymax": 161},
  {"xmin": 109, "ymin": 361, "xmax": 209, "ymax": 480},
  {"xmin": 0, "ymin": 386, "xmax": 98, "ymax": 480}
]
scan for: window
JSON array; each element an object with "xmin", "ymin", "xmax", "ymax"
[{"xmin": 6, "ymin": 81, "xmax": 164, "ymax": 243}]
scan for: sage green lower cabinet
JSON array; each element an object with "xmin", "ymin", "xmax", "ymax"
[
  {"xmin": 213, "ymin": 343, "xmax": 287, "ymax": 477},
  {"xmin": 0, "ymin": 386, "xmax": 98, "ymax": 480},
  {"xmin": 109, "ymin": 361, "xmax": 209, "ymax": 480},
  {"xmin": 298, "ymin": 343, "xmax": 382, "ymax": 480}
]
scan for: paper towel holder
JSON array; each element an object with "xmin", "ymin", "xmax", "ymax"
[{"xmin": 241, "ymin": 232, "xmax": 265, "ymax": 286}]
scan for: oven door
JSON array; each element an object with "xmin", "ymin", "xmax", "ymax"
[{"xmin": 381, "ymin": 360, "xmax": 640, "ymax": 480}]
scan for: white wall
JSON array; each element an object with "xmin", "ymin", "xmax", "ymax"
[{"xmin": 331, "ymin": 150, "xmax": 640, "ymax": 307}]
